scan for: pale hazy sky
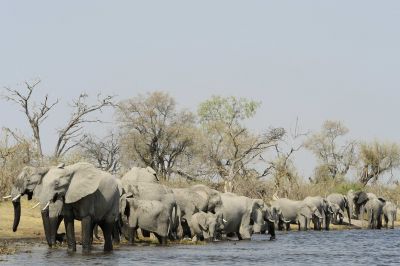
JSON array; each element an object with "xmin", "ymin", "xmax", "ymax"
[{"xmin": 1, "ymin": 1, "xmax": 400, "ymax": 178}]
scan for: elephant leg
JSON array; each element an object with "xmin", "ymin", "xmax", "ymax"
[
  {"xmin": 55, "ymin": 216, "xmax": 65, "ymax": 243},
  {"xmin": 377, "ymin": 215, "xmax": 382, "ymax": 229},
  {"xmin": 64, "ymin": 217, "xmax": 76, "ymax": 252},
  {"xmin": 100, "ymin": 222, "xmax": 113, "ymax": 252},
  {"xmin": 278, "ymin": 220, "xmax": 284, "ymax": 231},
  {"xmin": 346, "ymin": 207, "xmax": 351, "ymax": 225},
  {"xmin": 237, "ymin": 232, "xmax": 243, "ymax": 241},
  {"xmin": 81, "ymin": 216, "xmax": 93, "ymax": 253},
  {"xmin": 286, "ymin": 223, "xmax": 290, "ymax": 231},
  {"xmin": 112, "ymin": 222, "xmax": 120, "ymax": 245},
  {"xmin": 154, "ymin": 233, "xmax": 168, "ymax": 245},
  {"xmin": 128, "ymin": 227, "xmax": 136, "ymax": 244},
  {"xmin": 267, "ymin": 221, "xmax": 276, "ymax": 240}
]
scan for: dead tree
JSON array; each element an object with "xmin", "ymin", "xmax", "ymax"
[
  {"xmin": 80, "ymin": 132, "xmax": 120, "ymax": 174},
  {"xmin": 53, "ymin": 93, "xmax": 114, "ymax": 158},
  {"xmin": 3, "ymin": 80, "xmax": 58, "ymax": 159}
]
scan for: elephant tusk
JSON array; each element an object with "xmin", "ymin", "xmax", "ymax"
[
  {"xmin": 223, "ymin": 219, "xmax": 228, "ymax": 223},
  {"xmin": 3, "ymin": 195, "xmax": 12, "ymax": 199},
  {"xmin": 42, "ymin": 201, "xmax": 50, "ymax": 211},
  {"xmin": 12, "ymin": 194, "xmax": 21, "ymax": 202},
  {"xmin": 31, "ymin": 202, "xmax": 40, "ymax": 209}
]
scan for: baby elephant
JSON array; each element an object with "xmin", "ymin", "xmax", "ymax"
[
  {"xmin": 383, "ymin": 202, "xmax": 397, "ymax": 229},
  {"xmin": 191, "ymin": 211, "xmax": 219, "ymax": 241},
  {"xmin": 123, "ymin": 197, "xmax": 172, "ymax": 245}
]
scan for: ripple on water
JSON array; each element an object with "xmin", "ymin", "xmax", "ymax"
[{"xmin": 1, "ymin": 229, "xmax": 400, "ymax": 266}]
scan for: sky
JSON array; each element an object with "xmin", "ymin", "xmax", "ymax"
[{"xmin": 1, "ymin": 1, "xmax": 400, "ymax": 179}]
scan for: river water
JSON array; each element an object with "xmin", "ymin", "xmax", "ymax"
[{"xmin": 1, "ymin": 229, "xmax": 399, "ymax": 265}]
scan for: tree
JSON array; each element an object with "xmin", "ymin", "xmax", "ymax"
[
  {"xmin": 53, "ymin": 93, "xmax": 114, "ymax": 158},
  {"xmin": 263, "ymin": 119, "xmax": 307, "ymax": 197},
  {"xmin": 80, "ymin": 132, "xmax": 120, "ymax": 174},
  {"xmin": 3, "ymin": 80, "xmax": 115, "ymax": 160},
  {"xmin": 117, "ymin": 92, "xmax": 196, "ymax": 180},
  {"xmin": 358, "ymin": 140, "xmax": 400, "ymax": 186},
  {"xmin": 305, "ymin": 120, "xmax": 356, "ymax": 181},
  {"xmin": 198, "ymin": 96, "xmax": 285, "ymax": 192},
  {"xmin": 3, "ymin": 80, "xmax": 58, "ymax": 159},
  {"xmin": 0, "ymin": 128, "xmax": 33, "ymax": 195}
]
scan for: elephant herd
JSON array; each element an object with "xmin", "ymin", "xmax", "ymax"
[{"xmin": 2, "ymin": 162, "xmax": 398, "ymax": 253}]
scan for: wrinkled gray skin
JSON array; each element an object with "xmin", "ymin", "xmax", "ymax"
[
  {"xmin": 9, "ymin": 166, "xmax": 66, "ymax": 246},
  {"xmin": 353, "ymin": 192, "xmax": 385, "ymax": 229},
  {"xmin": 120, "ymin": 177, "xmax": 178, "ymax": 241},
  {"xmin": 329, "ymin": 202, "xmax": 345, "ymax": 224},
  {"xmin": 10, "ymin": 166, "xmax": 49, "ymax": 232},
  {"xmin": 220, "ymin": 193, "xmax": 264, "ymax": 240},
  {"xmin": 271, "ymin": 198, "xmax": 322, "ymax": 231},
  {"xmin": 172, "ymin": 186, "xmax": 224, "ymax": 238},
  {"xmin": 327, "ymin": 193, "xmax": 351, "ymax": 225},
  {"xmin": 120, "ymin": 195, "xmax": 173, "ymax": 245},
  {"xmin": 303, "ymin": 196, "xmax": 333, "ymax": 230},
  {"xmin": 38, "ymin": 162, "xmax": 120, "ymax": 253},
  {"xmin": 122, "ymin": 166, "xmax": 159, "ymax": 183},
  {"xmin": 191, "ymin": 211, "xmax": 219, "ymax": 241},
  {"xmin": 383, "ymin": 201, "xmax": 397, "ymax": 229},
  {"xmin": 257, "ymin": 205, "xmax": 280, "ymax": 240}
]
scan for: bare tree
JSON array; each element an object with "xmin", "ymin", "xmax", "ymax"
[
  {"xmin": 262, "ymin": 118, "xmax": 308, "ymax": 197},
  {"xmin": 3, "ymin": 80, "xmax": 58, "ymax": 159},
  {"xmin": 80, "ymin": 132, "xmax": 120, "ymax": 174},
  {"xmin": 53, "ymin": 93, "xmax": 114, "ymax": 158},
  {"xmin": 3, "ymin": 80, "xmax": 115, "ymax": 160}
]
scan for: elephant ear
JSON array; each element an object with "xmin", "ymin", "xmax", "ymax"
[
  {"xmin": 300, "ymin": 205, "xmax": 313, "ymax": 219},
  {"xmin": 198, "ymin": 214, "xmax": 209, "ymax": 231},
  {"xmin": 119, "ymin": 194, "xmax": 128, "ymax": 215},
  {"xmin": 65, "ymin": 165, "xmax": 103, "ymax": 204}
]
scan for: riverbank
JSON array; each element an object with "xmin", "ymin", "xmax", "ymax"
[{"xmin": 1, "ymin": 198, "xmax": 399, "ymax": 255}]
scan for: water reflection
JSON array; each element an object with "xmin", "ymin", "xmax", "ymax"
[{"xmin": 2, "ymin": 229, "xmax": 400, "ymax": 266}]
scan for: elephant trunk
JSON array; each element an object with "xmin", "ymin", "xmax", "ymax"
[
  {"xmin": 12, "ymin": 199, "xmax": 21, "ymax": 232},
  {"xmin": 41, "ymin": 209, "xmax": 53, "ymax": 246}
]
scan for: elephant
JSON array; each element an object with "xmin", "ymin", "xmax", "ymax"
[
  {"xmin": 190, "ymin": 211, "xmax": 219, "ymax": 241},
  {"xmin": 6, "ymin": 166, "xmax": 49, "ymax": 232},
  {"xmin": 5, "ymin": 165, "xmax": 67, "ymax": 245},
  {"xmin": 303, "ymin": 196, "xmax": 333, "ymax": 230},
  {"xmin": 172, "ymin": 186, "xmax": 224, "ymax": 239},
  {"xmin": 271, "ymin": 198, "xmax": 322, "ymax": 231},
  {"xmin": 120, "ymin": 178, "xmax": 178, "ymax": 240},
  {"xmin": 220, "ymin": 193, "xmax": 264, "ymax": 240},
  {"xmin": 120, "ymin": 194, "xmax": 173, "ymax": 245},
  {"xmin": 383, "ymin": 201, "xmax": 397, "ymax": 229},
  {"xmin": 259, "ymin": 205, "xmax": 280, "ymax": 240},
  {"xmin": 38, "ymin": 162, "xmax": 120, "ymax": 252},
  {"xmin": 121, "ymin": 166, "xmax": 159, "ymax": 183},
  {"xmin": 353, "ymin": 191, "xmax": 385, "ymax": 229},
  {"xmin": 329, "ymin": 202, "xmax": 345, "ymax": 225},
  {"xmin": 327, "ymin": 193, "xmax": 351, "ymax": 225}
]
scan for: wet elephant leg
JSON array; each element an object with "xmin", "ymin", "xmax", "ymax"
[
  {"xmin": 100, "ymin": 222, "xmax": 113, "ymax": 252},
  {"xmin": 81, "ymin": 216, "xmax": 93, "ymax": 253},
  {"xmin": 64, "ymin": 217, "xmax": 76, "ymax": 252}
]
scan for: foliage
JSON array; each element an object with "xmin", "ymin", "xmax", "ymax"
[
  {"xmin": 358, "ymin": 140, "xmax": 400, "ymax": 185},
  {"xmin": 198, "ymin": 95, "xmax": 285, "ymax": 191},
  {"xmin": 117, "ymin": 91, "xmax": 196, "ymax": 180},
  {"xmin": 305, "ymin": 120, "xmax": 356, "ymax": 181}
]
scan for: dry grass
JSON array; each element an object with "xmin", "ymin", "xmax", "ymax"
[{"xmin": 0, "ymin": 198, "xmax": 81, "ymax": 240}]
